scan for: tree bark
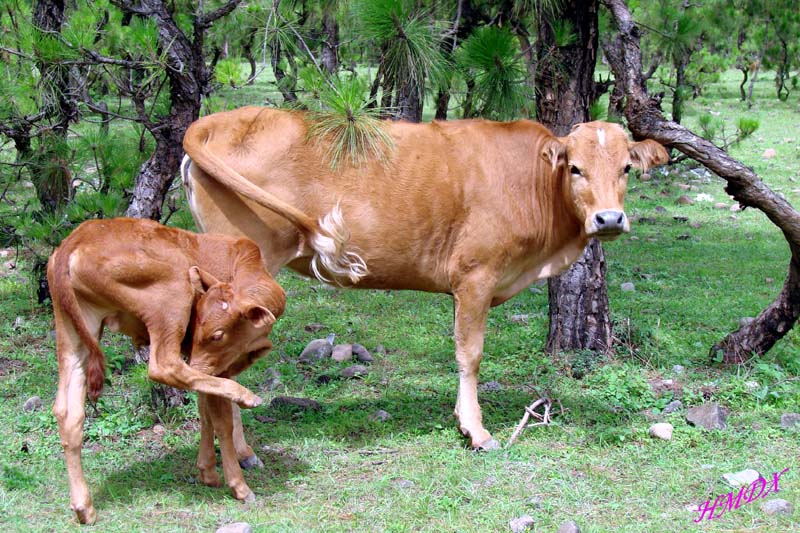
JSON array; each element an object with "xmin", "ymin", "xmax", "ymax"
[
  {"xmin": 395, "ymin": 78, "xmax": 422, "ymax": 122},
  {"xmin": 321, "ymin": 5, "xmax": 339, "ymax": 74},
  {"xmin": 536, "ymin": 0, "xmax": 612, "ymax": 356},
  {"xmin": 32, "ymin": 0, "xmax": 74, "ymax": 212},
  {"xmin": 602, "ymin": 0, "xmax": 800, "ymax": 363}
]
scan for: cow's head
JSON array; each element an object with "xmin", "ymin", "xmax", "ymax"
[
  {"xmin": 542, "ymin": 121, "xmax": 669, "ymax": 241},
  {"xmin": 187, "ymin": 266, "xmax": 280, "ymax": 377}
]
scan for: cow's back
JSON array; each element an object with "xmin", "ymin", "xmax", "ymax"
[{"xmin": 184, "ymin": 109, "xmax": 564, "ymax": 292}]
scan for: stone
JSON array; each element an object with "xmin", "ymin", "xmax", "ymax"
[
  {"xmin": 152, "ymin": 424, "xmax": 166, "ymax": 436},
  {"xmin": 342, "ymin": 364, "xmax": 369, "ymax": 379},
  {"xmin": 331, "ymin": 344, "xmax": 353, "ymax": 362},
  {"xmin": 649, "ymin": 423, "xmax": 673, "ymax": 440},
  {"xmin": 686, "ymin": 402, "xmax": 727, "ymax": 430},
  {"xmin": 394, "ymin": 479, "xmax": 414, "ymax": 489},
  {"xmin": 479, "ymin": 381, "xmax": 503, "ymax": 392},
  {"xmin": 744, "ymin": 380, "xmax": 760, "ymax": 392},
  {"xmin": 620, "ymin": 282, "xmax": 635, "ymax": 292},
  {"xmin": 677, "ymin": 195, "xmax": 693, "ymax": 205},
  {"xmin": 689, "ymin": 221, "xmax": 702, "ymax": 229},
  {"xmin": 509, "ymin": 514, "xmax": 535, "ymax": 532},
  {"xmin": 216, "ymin": 523, "xmax": 253, "ymax": 533},
  {"xmin": 730, "ymin": 203, "xmax": 742, "ymax": 212},
  {"xmin": 673, "ymin": 215, "xmax": 689, "ymax": 222},
  {"xmin": 374, "ymin": 344, "xmax": 387, "ymax": 355},
  {"xmin": 304, "ymin": 323, "xmax": 326, "ymax": 333},
  {"xmin": 352, "ymin": 344, "xmax": 374, "ymax": 363},
  {"xmin": 368, "ymin": 409, "xmax": 392, "ymax": 422},
  {"xmin": 740, "ymin": 317, "xmax": 755, "ymax": 327},
  {"xmin": 677, "ymin": 183, "xmax": 692, "ymax": 190},
  {"xmin": 23, "ymin": 396, "xmax": 42, "ymax": 412},
  {"xmin": 672, "ymin": 365, "xmax": 685, "ymax": 374},
  {"xmin": 761, "ymin": 498, "xmax": 794, "ymax": 516},
  {"xmin": 556, "ymin": 521, "xmax": 581, "ymax": 533},
  {"xmin": 763, "ymin": 148, "xmax": 777, "ymax": 158},
  {"xmin": 509, "ymin": 314, "xmax": 529, "ymax": 325},
  {"xmin": 299, "ymin": 335, "xmax": 334, "ymax": 363},
  {"xmin": 640, "ymin": 172, "xmax": 652, "ymax": 181},
  {"xmin": 270, "ymin": 396, "xmax": 321, "ymax": 411},
  {"xmin": 663, "ymin": 400, "xmax": 683, "ymax": 414},
  {"xmin": 722, "ymin": 469, "xmax": 760, "ymax": 487},
  {"xmin": 654, "ymin": 205, "xmax": 667, "ymax": 213},
  {"xmin": 780, "ymin": 413, "xmax": 800, "ymax": 429},
  {"xmin": 713, "ymin": 202, "xmax": 729, "ymax": 210},
  {"xmin": 765, "ymin": 277, "xmax": 774, "ymax": 284}
]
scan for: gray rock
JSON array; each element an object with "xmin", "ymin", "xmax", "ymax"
[
  {"xmin": 368, "ymin": 409, "xmax": 392, "ymax": 422},
  {"xmin": 304, "ymin": 323, "xmax": 326, "ymax": 333},
  {"xmin": 299, "ymin": 335, "xmax": 334, "ymax": 363},
  {"xmin": 761, "ymin": 498, "xmax": 794, "ymax": 516},
  {"xmin": 270, "ymin": 396, "xmax": 321, "ymax": 411},
  {"xmin": 672, "ymin": 365, "xmax": 685, "ymax": 374},
  {"xmin": 649, "ymin": 423, "xmax": 673, "ymax": 440},
  {"xmin": 216, "ymin": 523, "xmax": 253, "ymax": 533},
  {"xmin": 479, "ymin": 381, "xmax": 503, "ymax": 392},
  {"xmin": 722, "ymin": 469, "xmax": 760, "ymax": 487},
  {"xmin": 744, "ymin": 380, "xmax": 760, "ymax": 392},
  {"xmin": 620, "ymin": 282, "xmax": 636, "ymax": 292},
  {"xmin": 509, "ymin": 514, "xmax": 535, "ymax": 532},
  {"xmin": 663, "ymin": 400, "xmax": 683, "ymax": 414},
  {"xmin": 527, "ymin": 495, "xmax": 543, "ymax": 508},
  {"xmin": 556, "ymin": 521, "xmax": 581, "ymax": 533},
  {"xmin": 780, "ymin": 413, "xmax": 800, "ymax": 429},
  {"xmin": 342, "ymin": 364, "xmax": 369, "ymax": 379},
  {"xmin": 654, "ymin": 205, "xmax": 667, "ymax": 213},
  {"xmin": 352, "ymin": 344, "xmax": 374, "ymax": 363},
  {"xmin": 739, "ymin": 317, "xmax": 755, "ymax": 327},
  {"xmin": 394, "ymin": 479, "xmax": 414, "ymax": 489},
  {"xmin": 374, "ymin": 344, "xmax": 387, "ymax": 355},
  {"xmin": 23, "ymin": 396, "xmax": 42, "ymax": 412},
  {"xmin": 713, "ymin": 202, "xmax": 729, "ymax": 210},
  {"xmin": 677, "ymin": 195, "xmax": 693, "ymax": 205},
  {"xmin": 331, "ymin": 343, "xmax": 353, "ymax": 362},
  {"xmin": 686, "ymin": 402, "xmax": 727, "ymax": 430},
  {"xmin": 262, "ymin": 367, "xmax": 282, "ymax": 391},
  {"xmin": 528, "ymin": 286, "xmax": 544, "ymax": 295},
  {"xmin": 510, "ymin": 314, "xmax": 529, "ymax": 325}
]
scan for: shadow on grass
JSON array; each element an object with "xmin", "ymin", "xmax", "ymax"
[{"xmin": 93, "ymin": 444, "xmax": 309, "ymax": 508}]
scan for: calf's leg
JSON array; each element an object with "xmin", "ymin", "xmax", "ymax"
[
  {"xmin": 452, "ymin": 283, "xmax": 497, "ymax": 450},
  {"xmin": 231, "ymin": 403, "xmax": 263, "ymax": 469},
  {"xmin": 53, "ymin": 326, "xmax": 97, "ymax": 524},
  {"xmin": 196, "ymin": 393, "xmax": 221, "ymax": 487},
  {"xmin": 203, "ymin": 393, "xmax": 255, "ymax": 501}
]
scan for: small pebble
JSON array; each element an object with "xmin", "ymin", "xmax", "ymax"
[
  {"xmin": 620, "ymin": 282, "xmax": 635, "ymax": 292},
  {"xmin": 761, "ymin": 498, "xmax": 794, "ymax": 516},
  {"xmin": 216, "ymin": 523, "xmax": 253, "ymax": 533},
  {"xmin": 722, "ymin": 469, "xmax": 760, "ymax": 487},
  {"xmin": 649, "ymin": 423, "xmax": 673, "ymax": 440},
  {"xmin": 23, "ymin": 396, "xmax": 42, "ymax": 412},
  {"xmin": 368, "ymin": 409, "xmax": 392, "ymax": 422},
  {"xmin": 509, "ymin": 514, "xmax": 535, "ymax": 532},
  {"xmin": 342, "ymin": 365, "xmax": 369, "ymax": 379},
  {"xmin": 352, "ymin": 344, "xmax": 374, "ymax": 363}
]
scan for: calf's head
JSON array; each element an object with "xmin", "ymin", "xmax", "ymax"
[
  {"xmin": 187, "ymin": 266, "xmax": 283, "ymax": 377},
  {"xmin": 542, "ymin": 121, "xmax": 669, "ymax": 241}
]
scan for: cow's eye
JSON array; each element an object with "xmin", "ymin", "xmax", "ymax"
[
  {"xmin": 570, "ymin": 165, "xmax": 582, "ymax": 176},
  {"xmin": 211, "ymin": 330, "xmax": 224, "ymax": 342},
  {"xmin": 624, "ymin": 164, "xmax": 632, "ymax": 174}
]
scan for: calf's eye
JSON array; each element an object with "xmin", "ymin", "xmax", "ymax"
[
  {"xmin": 570, "ymin": 165, "xmax": 581, "ymax": 176},
  {"xmin": 624, "ymin": 164, "xmax": 632, "ymax": 174},
  {"xmin": 211, "ymin": 330, "xmax": 224, "ymax": 342}
]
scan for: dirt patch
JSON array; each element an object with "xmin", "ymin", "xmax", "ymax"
[{"xmin": 0, "ymin": 357, "xmax": 29, "ymax": 376}]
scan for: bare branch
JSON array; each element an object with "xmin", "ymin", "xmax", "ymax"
[{"xmin": 197, "ymin": 0, "xmax": 242, "ymax": 29}]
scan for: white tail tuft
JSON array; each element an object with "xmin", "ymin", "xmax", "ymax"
[{"xmin": 309, "ymin": 205, "xmax": 368, "ymax": 284}]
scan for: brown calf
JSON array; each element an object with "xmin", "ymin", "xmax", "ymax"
[
  {"xmin": 182, "ymin": 108, "xmax": 669, "ymax": 449},
  {"xmin": 47, "ymin": 218, "xmax": 285, "ymax": 524}
]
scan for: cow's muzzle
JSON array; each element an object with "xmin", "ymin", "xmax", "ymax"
[{"xmin": 588, "ymin": 210, "xmax": 628, "ymax": 240}]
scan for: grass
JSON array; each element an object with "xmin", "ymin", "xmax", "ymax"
[{"xmin": 1, "ymin": 69, "xmax": 799, "ymax": 532}]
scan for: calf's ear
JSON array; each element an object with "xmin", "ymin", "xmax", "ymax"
[
  {"xmin": 189, "ymin": 266, "xmax": 222, "ymax": 294},
  {"xmin": 629, "ymin": 139, "xmax": 669, "ymax": 171},
  {"xmin": 541, "ymin": 137, "xmax": 566, "ymax": 172},
  {"xmin": 244, "ymin": 305, "xmax": 276, "ymax": 328}
]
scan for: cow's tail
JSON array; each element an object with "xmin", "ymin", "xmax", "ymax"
[
  {"xmin": 47, "ymin": 247, "xmax": 106, "ymax": 402},
  {"xmin": 182, "ymin": 121, "xmax": 368, "ymax": 284}
]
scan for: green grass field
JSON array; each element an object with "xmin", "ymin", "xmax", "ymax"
[{"xmin": 0, "ymin": 69, "xmax": 798, "ymax": 532}]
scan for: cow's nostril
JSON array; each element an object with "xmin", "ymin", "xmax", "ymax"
[
  {"xmin": 617, "ymin": 213, "xmax": 624, "ymax": 225},
  {"xmin": 595, "ymin": 213, "xmax": 606, "ymax": 226}
]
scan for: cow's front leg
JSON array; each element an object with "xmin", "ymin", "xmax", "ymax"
[
  {"xmin": 231, "ymin": 403, "xmax": 263, "ymax": 469},
  {"xmin": 452, "ymin": 283, "xmax": 498, "ymax": 450},
  {"xmin": 204, "ymin": 393, "xmax": 255, "ymax": 502}
]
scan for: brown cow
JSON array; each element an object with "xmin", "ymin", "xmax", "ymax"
[
  {"xmin": 47, "ymin": 217, "xmax": 285, "ymax": 524},
  {"xmin": 181, "ymin": 107, "xmax": 669, "ymax": 450}
]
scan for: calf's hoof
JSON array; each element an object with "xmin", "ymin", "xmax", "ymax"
[
  {"xmin": 199, "ymin": 469, "xmax": 222, "ymax": 487},
  {"xmin": 238, "ymin": 454, "xmax": 264, "ymax": 470},
  {"xmin": 474, "ymin": 437, "xmax": 500, "ymax": 451},
  {"xmin": 236, "ymin": 394, "xmax": 263, "ymax": 409},
  {"xmin": 73, "ymin": 505, "xmax": 97, "ymax": 525},
  {"xmin": 231, "ymin": 486, "xmax": 256, "ymax": 502}
]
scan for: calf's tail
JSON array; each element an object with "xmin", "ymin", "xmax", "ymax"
[
  {"xmin": 182, "ymin": 119, "xmax": 368, "ymax": 284},
  {"xmin": 47, "ymin": 248, "xmax": 106, "ymax": 402}
]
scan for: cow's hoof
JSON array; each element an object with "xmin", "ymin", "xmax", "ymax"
[
  {"xmin": 474, "ymin": 437, "xmax": 500, "ymax": 451},
  {"xmin": 74, "ymin": 505, "xmax": 97, "ymax": 525},
  {"xmin": 238, "ymin": 454, "xmax": 264, "ymax": 470},
  {"xmin": 243, "ymin": 490, "xmax": 256, "ymax": 503}
]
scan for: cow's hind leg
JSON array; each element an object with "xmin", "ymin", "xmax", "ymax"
[
  {"xmin": 196, "ymin": 393, "xmax": 221, "ymax": 487},
  {"xmin": 452, "ymin": 283, "xmax": 498, "ymax": 450},
  {"xmin": 53, "ymin": 326, "xmax": 97, "ymax": 524},
  {"xmin": 231, "ymin": 403, "xmax": 263, "ymax": 469}
]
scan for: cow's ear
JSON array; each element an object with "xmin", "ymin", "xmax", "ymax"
[
  {"xmin": 629, "ymin": 139, "xmax": 669, "ymax": 171},
  {"xmin": 244, "ymin": 305, "xmax": 276, "ymax": 328},
  {"xmin": 541, "ymin": 137, "xmax": 566, "ymax": 172},
  {"xmin": 189, "ymin": 266, "xmax": 221, "ymax": 294}
]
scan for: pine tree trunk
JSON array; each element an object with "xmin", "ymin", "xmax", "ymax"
[
  {"xmin": 535, "ymin": 0, "xmax": 611, "ymax": 356},
  {"xmin": 321, "ymin": 7, "xmax": 339, "ymax": 74},
  {"xmin": 395, "ymin": 79, "xmax": 422, "ymax": 122}
]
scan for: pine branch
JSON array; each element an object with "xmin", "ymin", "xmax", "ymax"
[{"xmin": 197, "ymin": 0, "xmax": 243, "ymax": 29}]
